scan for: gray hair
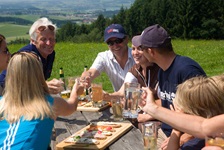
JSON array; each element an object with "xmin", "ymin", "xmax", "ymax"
[{"xmin": 29, "ymin": 17, "xmax": 57, "ymax": 41}]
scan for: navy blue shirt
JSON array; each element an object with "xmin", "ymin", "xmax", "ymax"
[
  {"xmin": 0, "ymin": 70, "xmax": 6, "ymax": 91},
  {"xmin": 180, "ymin": 138, "xmax": 205, "ymax": 150},
  {"xmin": 158, "ymin": 55, "xmax": 206, "ymax": 137},
  {"xmin": 19, "ymin": 44, "xmax": 55, "ymax": 80}
]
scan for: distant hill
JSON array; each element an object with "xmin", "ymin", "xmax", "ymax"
[{"xmin": 0, "ymin": 0, "xmax": 135, "ymax": 12}]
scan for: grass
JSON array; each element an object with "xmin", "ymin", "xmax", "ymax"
[
  {"xmin": 0, "ymin": 23, "xmax": 30, "ymax": 41},
  {"xmin": 7, "ymin": 40, "xmax": 224, "ymax": 92}
]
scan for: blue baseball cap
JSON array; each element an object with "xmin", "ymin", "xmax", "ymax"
[{"xmin": 104, "ymin": 24, "xmax": 126, "ymax": 42}]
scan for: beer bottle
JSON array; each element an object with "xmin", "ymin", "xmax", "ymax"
[
  {"xmin": 84, "ymin": 66, "xmax": 89, "ymax": 95},
  {"xmin": 59, "ymin": 67, "xmax": 66, "ymax": 90}
]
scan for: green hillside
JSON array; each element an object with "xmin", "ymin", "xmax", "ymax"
[{"xmin": 0, "ymin": 23, "xmax": 30, "ymax": 41}]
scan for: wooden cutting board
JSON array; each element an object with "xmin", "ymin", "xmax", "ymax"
[
  {"xmin": 77, "ymin": 102, "xmax": 111, "ymax": 112},
  {"xmin": 56, "ymin": 122, "xmax": 133, "ymax": 150}
]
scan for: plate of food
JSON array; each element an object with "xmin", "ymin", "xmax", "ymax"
[
  {"xmin": 77, "ymin": 101, "xmax": 111, "ymax": 112},
  {"xmin": 56, "ymin": 122, "xmax": 133, "ymax": 150}
]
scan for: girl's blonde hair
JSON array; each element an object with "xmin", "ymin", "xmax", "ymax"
[
  {"xmin": 0, "ymin": 52, "xmax": 54, "ymax": 123},
  {"xmin": 173, "ymin": 76, "xmax": 224, "ymax": 118}
]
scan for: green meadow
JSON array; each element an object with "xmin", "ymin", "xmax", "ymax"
[
  {"xmin": 0, "ymin": 23, "xmax": 30, "ymax": 42},
  {"xmin": 7, "ymin": 40, "xmax": 224, "ymax": 92}
]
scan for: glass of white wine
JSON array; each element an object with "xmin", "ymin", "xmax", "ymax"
[{"xmin": 143, "ymin": 122, "xmax": 158, "ymax": 150}]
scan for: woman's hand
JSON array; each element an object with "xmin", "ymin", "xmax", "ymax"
[
  {"xmin": 72, "ymin": 78, "xmax": 85, "ymax": 96},
  {"xmin": 47, "ymin": 78, "xmax": 64, "ymax": 94}
]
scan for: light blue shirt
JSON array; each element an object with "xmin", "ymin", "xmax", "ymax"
[{"xmin": 0, "ymin": 95, "xmax": 54, "ymax": 150}]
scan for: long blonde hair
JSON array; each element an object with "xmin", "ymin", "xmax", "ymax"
[
  {"xmin": 0, "ymin": 52, "xmax": 54, "ymax": 123},
  {"xmin": 173, "ymin": 76, "xmax": 224, "ymax": 118}
]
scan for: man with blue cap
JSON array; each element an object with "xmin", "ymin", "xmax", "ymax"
[{"xmin": 81, "ymin": 24, "xmax": 135, "ymax": 92}]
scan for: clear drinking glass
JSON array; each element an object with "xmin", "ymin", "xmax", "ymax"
[
  {"xmin": 205, "ymin": 133, "xmax": 224, "ymax": 148},
  {"xmin": 123, "ymin": 82, "xmax": 141, "ymax": 119},
  {"xmin": 111, "ymin": 98, "xmax": 123, "ymax": 121},
  {"xmin": 143, "ymin": 122, "xmax": 158, "ymax": 150},
  {"xmin": 91, "ymin": 83, "xmax": 103, "ymax": 107}
]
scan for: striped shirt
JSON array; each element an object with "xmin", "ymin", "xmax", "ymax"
[
  {"xmin": 90, "ymin": 48, "xmax": 135, "ymax": 91},
  {"xmin": 0, "ymin": 95, "xmax": 54, "ymax": 150}
]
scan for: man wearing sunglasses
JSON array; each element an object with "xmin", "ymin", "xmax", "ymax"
[
  {"xmin": 81, "ymin": 24, "xmax": 135, "ymax": 92},
  {"xmin": 18, "ymin": 17, "xmax": 63, "ymax": 94}
]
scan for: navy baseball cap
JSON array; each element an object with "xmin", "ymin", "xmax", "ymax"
[
  {"xmin": 140, "ymin": 24, "xmax": 171, "ymax": 48},
  {"xmin": 131, "ymin": 35, "xmax": 141, "ymax": 47},
  {"xmin": 104, "ymin": 24, "xmax": 126, "ymax": 42}
]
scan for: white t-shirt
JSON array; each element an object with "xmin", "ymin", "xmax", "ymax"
[{"xmin": 90, "ymin": 48, "xmax": 135, "ymax": 91}]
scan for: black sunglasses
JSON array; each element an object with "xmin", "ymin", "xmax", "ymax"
[
  {"xmin": 0, "ymin": 48, "xmax": 9, "ymax": 55},
  {"xmin": 106, "ymin": 37, "xmax": 125, "ymax": 46}
]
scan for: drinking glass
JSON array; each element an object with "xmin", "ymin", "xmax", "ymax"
[
  {"xmin": 143, "ymin": 122, "xmax": 158, "ymax": 150},
  {"xmin": 123, "ymin": 82, "xmax": 141, "ymax": 119},
  {"xmin": 91, "ymin": 83, "xmax": 103, "ymax": 107},
  {"xmin": 205, "ymin": 133, "xmax": 224, "ymax": 148},
  {"xmin": 111, "ymin": 98, "xmax": 123, "ymax": 121},
  {"xmin": 66, "ymin": 76, "xmax": 76, "ymax": 91},
  {"xmin": 61, "ymin": 90, "xmax": 71, "ymax": 99}
]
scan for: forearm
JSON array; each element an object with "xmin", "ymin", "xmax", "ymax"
[
  {"xmin": 144, "ymin": 105, "xmax": 205, "ymax": 138},
  {"xmin": 167, "ymin": 130, "xmax": 182, "ymax": 150}
]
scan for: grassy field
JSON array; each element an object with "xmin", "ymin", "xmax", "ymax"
[
  {"xmin": 0, "ymin": 23, "xmax": 30, "ymax": 42},
  {"xmin": 7, "ymin": 40, "xmax": 224, "ymax": 92}
]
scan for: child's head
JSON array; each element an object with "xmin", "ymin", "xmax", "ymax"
[{"xmin": 173, "ymin": 76, "xmax": 224, "ymax": 118}]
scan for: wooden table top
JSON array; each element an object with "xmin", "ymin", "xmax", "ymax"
[{"xmin": 51, "ymin": 107, "xmax": 144, "ymax": 150}]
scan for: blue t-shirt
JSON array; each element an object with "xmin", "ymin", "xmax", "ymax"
[
  {"xmin": 158, "ymin": 55, "xmax": 206, "ymax": 137},
  {"xmin": 19, "ymin": 44, "xmax": 55, "ymax": 80},
  {"xmin": 0, "ymin": 95, "xmax": 54, "ymax": 150},
  {"xmin": 180, "ymin": 138, "xmax": 205, "ymax": 150}
]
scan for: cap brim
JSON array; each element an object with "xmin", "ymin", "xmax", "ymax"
[{"xmin": 104, "ymin": 33, "xmax": 125, "ymax": 42}]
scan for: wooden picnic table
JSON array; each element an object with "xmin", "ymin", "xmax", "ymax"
[{"xmin": 50, "ymin": 106, "xmax": 144, "ymax": 150}]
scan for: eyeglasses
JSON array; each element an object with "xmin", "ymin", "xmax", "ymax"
[
  {"xmin": 12, "ymin": 51, "xmax": 41, "ymax": 62},
  {"xmin": 0, "ymin": 34, "xmax": 5, "ymax": 43},
  {"xmin": 37, "ymin": 25, "xmax": 55, "ymax": 32},
  {"xmin": 106, "ymin": 37, "xmax": 125, "ymax": 46},
  {"xmin": 0, "ymin": 48, "xmax": 9, "ymax": 55}
]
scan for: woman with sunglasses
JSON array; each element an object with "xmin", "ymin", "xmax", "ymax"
[
  {"xmin": 0, "ymin": 52, "xmax": 85, "ymax": 149},
  {"xmin": 0, "ymin": 34, "xmax": 10, "ymax": 95},
  {"xmin": 19, "ymin": 17, "xmax": 63, "ymax": 95}
]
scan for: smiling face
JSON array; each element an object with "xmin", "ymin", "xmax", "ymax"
[
  {"xmin": 131, "ymin": 44, "xmax": 148, "ymax": 65},
  {"xmin": 106, "ymin": 36, "xmax": 128, "ymax": 57},
  {"xmin": 31, "ymin": 29, "xmax": 56, "ymax": 59},
  {"xmin": 0, "ymin": 38, "xmax": 11, "ymax": 71}
]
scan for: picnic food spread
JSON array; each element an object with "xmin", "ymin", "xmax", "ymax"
[{"xmin": 56, "ymin": 122, "xmax": 133, "ymax": 150}]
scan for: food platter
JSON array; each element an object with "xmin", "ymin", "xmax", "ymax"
[
  {"xmin": 56, "ymin": 122, "xmax": 133, "ymax": 150},
  {"xmin": 77, "ymin": 100, "xmax": 111, "ymax": 112}
]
